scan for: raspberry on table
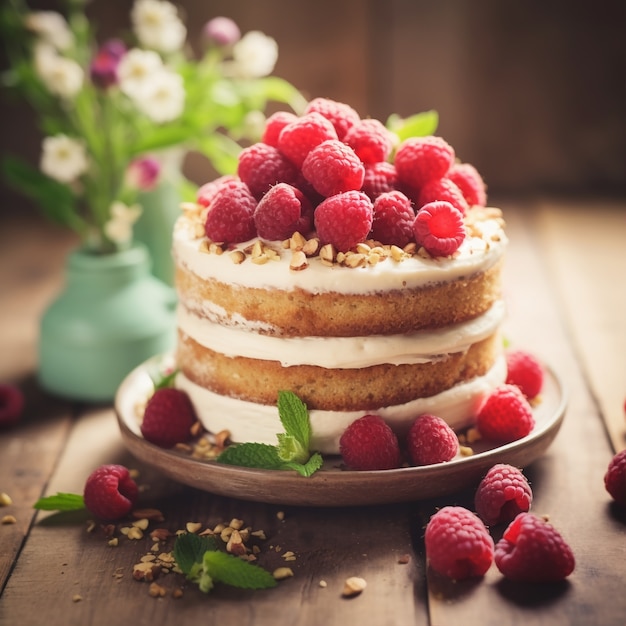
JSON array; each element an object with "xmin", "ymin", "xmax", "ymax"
[
  {"xmin": 406, "ymin": 413, "xmax": 459, "ymax": 466},
  {"xmin": 302, "ymin": 139, "xmax": 365, "ymax": 197},
  {"xmin": 237, "ymin": 142, "xmax": 299, "ymax": 200},
  {"xmin": 196, "ymin": 175, "xmax": 238, "ymax": 208},
  {"xmin": 262, "ymin": 110, "xmax": 299, "ymax": 147},
  {"xmin": 277, "ymin": 112, "xmax": 338, "ymax": 167},
  {"xmin": 370, "ymin": 190, "xmax": 415, "ymax": 247},
  {"xmin": 447, "ymin": 162, "xmax": 487, "ymax": 207},
  {"xmin": 394, "ymin": 136, "xmax": 455, "ymax": 189},
  {"xmin": 505, "ymin": 349, "xmax": 544, "ymax": 400},
  {"xmin": 474, "ymin": 464, "xmax": 533, "ymax": 526},
  {"xmin": 339, "ymin": 414, "xmax": 401, "ymax": 471},
  {"xmin": 361, "ymin": 162, "xmax": 399, "ymax": 200},
  {"xmin": 83, "ymin": 464, "xmax": 139, "ymax": 521},
  {"xmin": 254, "ymin": 183, "xmax": 313, "ymax": 241},
  {"xmin": 424, "ymin": 506, "xmax": 494, "ymax": 580},
  {"xmin": 0, "ymin": 383, "xmax": 24, "ymax": 429},
  {"xmin": 314, "ymin": 190, "xmax": 374, "ymax": 252},
  {"xmin": 494, "ymin": 513, "xmax": 575, "ymax": 582},
  {"xmin": 304, "ymin": 97, "xmax": 360, "ymax": 141},
  {"xmin": 476, "ymin": 384, "xmax": 536, "ymax": 443},
  {"xmin": 344, "ymin": 118, "xmax": 393, "ymax": 164},
  {"xmin": 413, "ymin": 200, "xmax": 466, "ymax": 257},
  {"xmin": 204, "ymin": 181, "xmax": 257, "ymax": 244},
  {"xmin": 141, "ymin": 387, "xmax": 198, "ymax": 449},
  {"xmin": 604, "ymin": 449, "xmax": 626, "ymax": 505},
  {"xmin": 417, "ymin": 177, "xmax": 469, "ymax": 215}
]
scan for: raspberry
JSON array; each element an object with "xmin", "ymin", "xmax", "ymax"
[
  {"xmin": 302, "ymin": 140, "xmax": 365, "ymax": 197},
  {"xmin": 476, "ymin": 384, "xmax": 535, "ymax": 443},
  {"xmin": 604, "ymin": 449, "xmax": 626, "ymax": 505},
  {"xmin": 196, "ymin": 175, "xmax": 238, "ymax": 208},
  {"xmin": 370, "ymin": 190, "xmax": 415, "ymax": 247},
  {"xmin": 304, "ymin": 97, "xmax": 360, "ymax": 141},
  {"xmin": 394, "ymin": 136, "xmax": 455, "ymax": 189},
  {"xmin": 474, "ymin": 464, "xmax": 533, "ymax": 526},
  {"xmin": 141, "ymin": 388, "xmax": 198, "ymax": 449},
  {"xmin": 494, "ymin": 513, "xmax": 575, "ymax": 582},
  {"xmin": 0, "ymin": 383, "xmax": 24, "ymax": 429},
  {"xmin": 254, "ymin": 183, "xmax": 313, "ymax": 240},
  {"xmin": 237, "ymin": 142, "xmax": 299, "ymax": 200},
  {"xmin": 447, "ymin": 162, "xmax": 487, "ymax": 207},
  {"xmin": 424, "ymin": 506, "xmax": 494, "ymax": 580},
  {"xmin": 261, "ymin": 110, "xmax": 299, "ymax": 147},
  {"xmin": 339, "ymin": 414, "xmax": 401, "ymax": 470},
  {"xmin": 277, "ymin": 112, "xmax": 338, "ymax": 167},
  {"xmin": 417, "ymin": 178, "xmax": 469, "ymax": 215},
  {"xmin": 505, "ymin": 349, "xmax": 544, "ymax": 399},
  {"xmin": 83, "ymin": 464, "xmax": 139, "ymax": 521},
  {"xmin": 314, "ymin": 190, "xmax": 374, "ymax": 252},
  {"xmin": 344, "ymin": 118, "xmax": 393, "ymax": 164},
  {"xmin": 361, "ymin": 162, "xmax": 398, "ymax": 200},
  {"xmin": 406, "ymin": 414, "xmax": 459, "ymax": 466},
  {"xmin": 204, "ymin": 181, "xmax": 257, "ymax": 244},
  {"xmin": 412, "ymin": 201, "xmax": 466, "ymax": 257}
]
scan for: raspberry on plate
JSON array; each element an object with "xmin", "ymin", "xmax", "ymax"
[
  {"xmin": 604, "ymin": 449, "xmax": 626, "ymax": 505},
  {"xmin": 505, "ymin": 349, "xmax": 544, "ymax": 399},
  {"xmin": 424, "ymin": 506, "xmax": 494, "ymax": 580},
  {"xmin": 141, "ymin": 388, "xmax": 198, "ymax": 449},
  {"xmin": 413, "ymin": 200, "xmax": 466, "ymax": 257},
  {"xmin": 476, "ymin": 384, "xmax": 535, "ymax": 443},
  {"xmin": 370, "ymin": 190, "xmax": 415, "ymax": 247},
  {"xmin": 237, "ymin": 142, "xmax": 299, "ymax": 200},
  {"xmin": 277, "ymin": 112, "xmax": 338, "ymax": 167},
  {"xmin": 314, "ymin": 190, "xmax": 374, "ymax": 252},
  {"xmin": 394, "ymin": 135, "xmax": 455, "ymax": 189},
  {"xmin": 302, "ymin": 139, "xmax": 365, "ymax": 197},
  {"xmin": 494, "ymin": 513, "xmax": 575, "ymax": 582},
  {"xmin": 361, "ymin": 161, "xmax": 398, "ymax": 200},
  {"xmin": 83, "ymin": 464, "xmax": 139, "ymax": 521},
  {"xmin": 204, "ymin": 181, "xmax": 257, "ymax": 244},
  {"xmin": 339, "ymin": 414, "xmax": 401, "ymax": 471},
  {"xmin": 304, "ymin": 97, "xmax": 360, "ymax": 141},
  {"xmin": 447, "ymin": 162, "xmax": 487, "ymax": 207},
  {"xmin": 0, "ymin": 383, "xmax": 25, "ymax": 429},
  {"xmin": 344, "ymin": 118, "xmax": 393, "ymax": 164},
  {"xmin": 417, "ymin": 177, "xmax": 469, "ymax": 215},
  {"xmin": 254, "ymin": 183, "xmax": 312, "ymax": 241},
  {"xmin": 196, "ymin": 175, "xmax": 238, "ymax": 208},
  {"xmin": 406, "ymin": 414, "xmax": 459, "ymax": 466},
  {"xmin": 474, "ymin": 464, "xmax": 533, "ymax": 526}
]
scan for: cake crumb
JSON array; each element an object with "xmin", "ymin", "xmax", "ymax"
[{"xmin": 1, "ymin": 514, "xmax": 17, "ymax": 525}]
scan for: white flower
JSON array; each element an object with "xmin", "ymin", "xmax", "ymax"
[
  {"xmin": 117, "ymin": 48, "xmax": 164, "ymax": 100},
  {"xmin": 35, "ymin": 48, "xmax": 84, "ymax": 99},
  {"xmin": 40, "ymin": 135, "xmax": 88, "ymax": 183},
  {"xmin": 231, "ymin": 31, "xmax": 278, "ymax": 78},
  {"xmin": 131, "ymin": 0, "xmax": 186, "ymax": 53},
  {"xmin": 25, "ymin": 11, "xmax": 73, "ymax": 51},
  {"xmin": 104, "ymin": 202, "xmax": 142, "ymax": 245},
  {"xmin": 132, "ymin": 68, "xmax": 185, "ymax": 123}
]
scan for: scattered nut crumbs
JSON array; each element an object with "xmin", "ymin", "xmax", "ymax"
[
  {"xmin": 342, "ymin": 576, "xmax": 367, "ymax": 597},
  {"xmin": 1, "ymin": 514, "xmax": 17, "ymax": 525},
  {"xmin": 72, "ymin": 594, "xmax": 82, "ymax": 603},
  {"xmin": 0, "ymin": 492, "xmax": 12, "ymax": 506},
  {"xmin": 398, "ymin": 554, "xmax": 411, "ymax": 564}
]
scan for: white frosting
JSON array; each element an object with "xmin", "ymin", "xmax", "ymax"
[
  {"xmin": 173, "ymin": 213, "xmax": 507, "ymax": 294},
  {"xmin": 176, "ymin": 356, "xmax": 507, "ymax": 455},
  {"xmin": 178, "ymin": 300, "xmax": 506, "ymax": 368}
]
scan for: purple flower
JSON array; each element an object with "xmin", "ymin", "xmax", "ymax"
[
  {"xmin": 125, "ymin": 157, "xmax": 161, "ymax": 191},
  {"xmin": 90, "ymin": 39, "xmax": 127, "ymax": 89},
  {"xmin": 203, "ymin": 17, "xmax": 240, "ymax": 47}
]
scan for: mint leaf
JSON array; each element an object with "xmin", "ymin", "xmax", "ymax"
[
  {"xmin": 387, "ymin": 110, "xmax": 439, "ymax": 141},
  {"xmin": 203, "ymin": 550, "xmax": 277, "ymax": 590},
  {"xmin": 277, "ymin": 390, "xmax": 310, "ymax": 450},
  {"xmin": 153, "ymin": 368, "xmax": 178, "ymax": 389},
  {"xmin": 276, "ymin": 433, "xmax": 308, "ymax": 465},
  {"xmin": 283, "ymin": 452, "xmax": 324, "ymax": 477},
  {"xmin": 217, "ymin": 443, "xmax": 284, "ymax": 469},
  {"xmin": 173, "ymin": 533, "xmax": 219, "ymax": 576},
  {"xmin": 34, "ymin": 493, "xmax": 85, "ymax": 511}
]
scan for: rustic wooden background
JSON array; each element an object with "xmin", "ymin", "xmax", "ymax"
[{"xmin": 1, "ymin": 0, "xmax": 624, "ymax": 217}]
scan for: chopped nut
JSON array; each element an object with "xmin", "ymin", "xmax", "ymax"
[
  {"xmin": 390, "ymin": 245, "xmax": 407, "ymax": 262},
  {"xmin": 343, "ymin": 253, "xmax": 367, "ymax": 268},
  {"xmin": 85, "ymin": 520, "xmax": 97, "ymax": 533},
  {"xmin": 0, "ymin": 492, "xmax": 12, "ymax": 507},
  {"xmin": 251, "ymin": 529, "xmax": 267, "ymax": 540},
  {"xmin": 273, "ymin": 567, "xmax": 294, "ymax": 580},
  {"xmin": 251, "ymin": 253, "xmax": 270, "ymax": 265},
  {"xmin": 172, "ymin": 588, "xmax": 184, "ymax": 599},
  {"xmin": 302, "ymin": 237, "xmax": 320, "ymax": 256},
  {"xmin": 220, "ymin": 526, "xmax": 234, "ymax": 542},
  {"xmin": 289, "ymin": 231, "xmax": 306, "ymax": 250},
  {"xmin": 148, "ymin": 582, "xmax": 167, "ymax": 598},
  {"xmin": 397, "ymin": 554, "xmax": 411, "ymax": 564},
  {"xmin": 1, "ymin": 515, "xmax": 17, "ymax": 525},
  {"xmin": 342, "ymin": 576, "xmax": 367, "ymax": 597},
  {"xmin": 319, "ymin": 580, "xmax": 328, "ymax": 588},
  {"xmin": 140, "ymin": 554, "xmax": 157, "ymax": 563},
  {"xmin": 107, "ymin": 538, "xmax": 119, "ymax": 547},
  {"xmin": 459, "ymin": 445, "xmax": 474, "ymax": 457},
  {"xmin": 276, "ymin": 511, "xmax": 285, "ymax": 521},
  {"xmin": 319, "ymin": 243, "xmax": 336, "ymax": 264},
  {"xmin": 289, "ymin": 250, "xmax": 308, "ymax": 271},
  {"xmin": 132, "ymin": 518, "xmax": 150, "ymax": 530},
  {"xmin": 229, "ymin": 250, "xmax": 246, "ymax": 264},
  {"xmin": 132, "ymin": 562, "xmax": 161, "ymax": 582},
  {"xmin": 186, "ymin": 522, "xmax": 202, "ymax": 534},
  {"xmin": 72, "ymin": 594, "xmax": 83, "ymax": 603},
  {"xmin": 355, "ymin": 242, "xmax": 371, "ymax": 255},
  {"xmin": 126, "ymin": 526, "xmax": 144, "ymax": 540},
  {"xmin": 226, "ymin": 529, "xmax": 247, "ymax": 555},
  {"xmin": 150, "ymin": 528, "xmax": 171, "ymax": 542},
  {"xmin": 229, "ymin": 518, "xmax": 244, "ymax": 530}
]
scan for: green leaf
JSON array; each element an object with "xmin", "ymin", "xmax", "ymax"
[
  {"xmin": 217, "ymin": 443, "xmax": 284, "ymax": 469},
  {"xmin": 203, "ymin": 550, "xmax": 277, "ymax": 589},
  {"xmin": 173, "ymin": 533, "xmax": 219, "ymax": 576},
  {"xmin": 277, "ymin": 391, "xmax": 311, "ymax": 450},
  {"xmin": 34, "ymin": 493, "xmax": 85, "ymax": 511},
  {"xmin": 282, "ymin": 452, "xmax": 324, "ymax": 478},
  {"xmin": 276, "ymin": 433, "xmax": 308, "ymax": 465},
  {"xmin": 195, "ymin": 133, "xmax": 242, "ymax": 175},
  {"xmin": 387, "ymin": 110, "xmax": 439, "ymax": 141}
]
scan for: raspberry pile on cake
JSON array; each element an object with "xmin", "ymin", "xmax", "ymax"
[{"xmin": 173, "ymin": 98, "xmax": 508, "ymax": 455}]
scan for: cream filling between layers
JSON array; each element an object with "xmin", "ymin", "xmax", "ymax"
[
  {"xmin": 177, "ymin": 300, "xmax": 506, "ymax": 368},
  {"xmin": 176, "ymin": 356, "xmax": 507, "ymax": 455}
]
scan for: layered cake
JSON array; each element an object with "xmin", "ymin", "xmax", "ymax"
[{"xmin": 173, "ymin": 99, "xmax": 508, "ymax": 455}]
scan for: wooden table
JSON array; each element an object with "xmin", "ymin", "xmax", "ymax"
[{"xmin": 1, "ymin": 199, "xmax": 625, "ymax": 626}]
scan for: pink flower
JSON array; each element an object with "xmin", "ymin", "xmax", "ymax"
[
  {"xmin": 125, "ymin": 156, "xmax": 161, "ymax": 191},
  {"xmin": 203, "ymin": 17, "xmax": 240, "ymax": 47},
  {"xmin": 90, "ymin": 39, "xmax": 127, "ymax": 89}
]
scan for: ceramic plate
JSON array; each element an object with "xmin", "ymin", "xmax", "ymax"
[{"xmin": 115, "ymin": 355, "xmax": 567, "ymax": 507}]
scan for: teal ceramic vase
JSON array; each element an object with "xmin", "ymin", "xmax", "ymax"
[{"xmin": 38, "ymin": 243, "xmax": 176, "ymax": 402}]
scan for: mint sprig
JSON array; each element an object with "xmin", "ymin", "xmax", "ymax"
[
  {"xmin": 34, "ymin": 492, "xmax": 85, "ymax": 511},
  {"xmin": 174, "ymin": 533, "xmax": 276, "ymax": 593},
  {"xmin": 217, "ymin": 390, "xmax": 323, "ymax": 477}
]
